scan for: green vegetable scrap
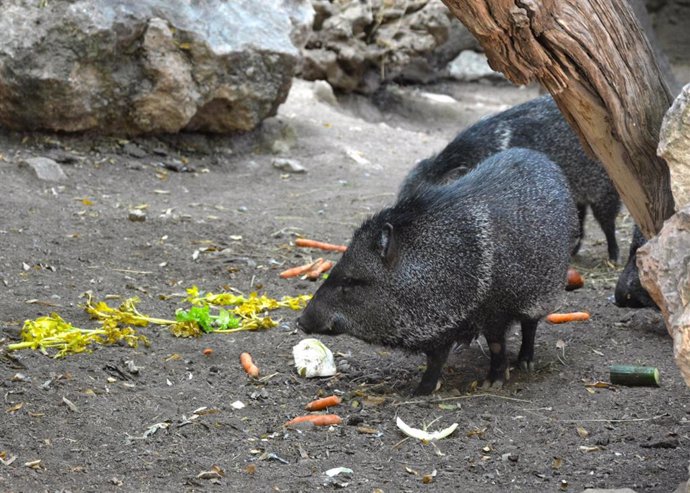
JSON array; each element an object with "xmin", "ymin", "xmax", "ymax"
[
  {"xmin": 174, "ymin": 285, "xmax": 312, "ymax": 337},
  {"xmin": 174, "ymin": 305, "xmax": 240, "ymax": 334},
  {"xmin": 6, "ymin": 313, "xmax": 148, "ymax": 358},
  {"xmin": 6, "ymin": 286, "xmax": 312, "ymax": 356}
]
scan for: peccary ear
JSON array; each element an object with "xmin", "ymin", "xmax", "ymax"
[{"xmin": 379, "ymin": 222, "xmax": 398, "ymax": 267}]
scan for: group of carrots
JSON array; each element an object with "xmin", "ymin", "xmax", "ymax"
[
  {"xmin": 239, "ymin": 351, "xmax": 343, "ymax": 426},
  {"xmin": 279, "ymin": 238, "xmax": 347, "ymax": 280}
]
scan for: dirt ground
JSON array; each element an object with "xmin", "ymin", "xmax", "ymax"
[{"xmin": 0, "ymin": 78, "xmax": 688, "ymax": 493}]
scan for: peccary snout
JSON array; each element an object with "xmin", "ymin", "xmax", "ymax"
[
  {"xmin": 296, "ymin": 308, "xmax": 348, "ymax": 336},
  {"xmin": 614, "ymin": 225, "xmax": 658, "ymax": 309}
]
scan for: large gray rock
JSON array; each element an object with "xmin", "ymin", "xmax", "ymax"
[
  {"xmin": 637, "ymin": 204, "xmax": 690, "ymax": 388},
  {"xmin": 658, "ymin": 83, "xmax": 690, "ymax": 210},
  {"xmin": 301, "ymin": 0, "xmax": 479, "ymax": 94},
  {"xmin": 448, "ymin": 50, "xmax": 504, "ymax": 82},
  {"xmin": 0, "ymin": 0, "xmax": 314, "ymax": 134}
]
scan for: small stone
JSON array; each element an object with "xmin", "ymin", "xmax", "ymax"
[
  {"xmin": 272, "ymin": 158, "xmax": 306, "ymax": 174},
  {"xmin": 312, "ymin": 80, "xmax": 338, "ymax": 106},
  {"xmin": 580, "ymin": 489, "xmax": 638, "ymax": 493},
  {"xmin": 271, "ymin": 140, "xmax": 292, "ymax": 154},
  {"xmin": 126, "ymin": 162, "xmax": 144, "ymax": 171},
  {"xmin": 18, "ymin": 157, "xmax": 67, "ymax": 182},
  {"xmin": 128, "ymin": 210, "xmax": 146, "ymax": 222},
  {"xmin": 122, "ymin": 143, "xmax": 147, "ymax": 158}
]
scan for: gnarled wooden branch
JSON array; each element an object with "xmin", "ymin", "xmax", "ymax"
[{"xmin": 441, "ymin": 0, "xmax": 675, "ymax": 238}]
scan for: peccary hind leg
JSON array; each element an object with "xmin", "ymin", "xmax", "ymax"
[
  {"xmin": 482, "ymin": 330, "xmax": 509, "ymax": 389},
  {"xmin": 571, "ymin": 204, "xmax": 587, "ymax": 256},
  {"xmin": 414, "ymin": 346, "xmax": 451, "ymax": 395},
  {"xmin": 591, "ymin": 199, "xmax": 620, "ymax": 262},
  {"xmin": 518, "ymin": 319, "xmax": 538, "ymax": 371}
]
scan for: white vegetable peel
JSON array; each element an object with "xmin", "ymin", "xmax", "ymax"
[{"xmin": 396, "ymin": 417, "xmax": 458, "ymax": 442}]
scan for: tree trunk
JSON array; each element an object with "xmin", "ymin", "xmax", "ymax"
[{"xmin": 440, "ymin": 0, "xmax": 675, "ymax": 238}]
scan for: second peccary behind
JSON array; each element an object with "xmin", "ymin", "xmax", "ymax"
[
  {"xmin": 399, "ymin": 95, "xmax": 621, "ymax": 261},
  {"xmin": 297, "ymin": 148, "xmax": 579, "ymax": 394},
  {"xmin": 615, "ymin": 225, "xmax": 658, "ymax": 309}
]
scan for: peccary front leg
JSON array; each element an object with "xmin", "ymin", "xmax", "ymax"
[
  {"xmin": 518, "ymin": 319, "xmax": 538, "ymax": 371},
  {"xmin": 414, "ymin": 346, "xmax": 451, "ymax": 395},
  {"xmin": 482, "ymin": 330, "xmax": 509, "ymax": 389}
]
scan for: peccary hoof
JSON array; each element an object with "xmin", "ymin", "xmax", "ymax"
[
  {"xmin": 482, "ymin": 367, "xmax": 510, "ymax": 390},
  {"xmin": 519, "ymin": 360, "xmax": 535, "ymax": 372},
  {"xmin": 481, "ymin": 379, "xmax": 504, "ymax": 390},
  {"xmin": 413, "ymin": 379, "xmax": 439, "ymax": 396}
]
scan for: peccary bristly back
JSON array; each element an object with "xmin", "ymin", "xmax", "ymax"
[
  {"xmin": 614, "ymin": 225, "xmax": 658, "ymax": 309},
  {"xmin": 297, "ymin": 148, "xmax": 579, "ymax": 395},
  {"xmin": 399, "ymin": 95, "xmax": 621, "ymax": 261}
]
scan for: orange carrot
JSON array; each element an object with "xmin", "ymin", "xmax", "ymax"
[
  {"xmin": 284, "ymin": 414, "xmax": 342, "ymax": 427},
  {"xmin": 546, "ymin": 312, "xmax": 590, "ymax": 324},
  {"xmin": 306, "ymin": 260, "xmax": 334, "ymax": 280},
  {"xmin": 279, "ymin": 258, "xmax": 324, "ymax": 279},
  {"xmin": 202, "ymin": 348, "xmax": 214, "ymax": 356},
  {"xmin": 295, "ymin": 238, "xmax": 347, "ymax": 253},
  {"xmin": 566, "ymin": 268, "xmax": 585, "ymax": 291},
  {"xmin": 239, "ymin": 352, "xmax": 260, "ymax": 378},
  {"xmin": 305, "ymin": 395, "xmax": 342, "ymax": 411}
]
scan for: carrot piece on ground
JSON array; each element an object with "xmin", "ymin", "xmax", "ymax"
[
  {"xmin": 546, "ymin": 312, "xmax": 590, "ymax": 324},
  {"xmin": 284, "ymin": 414, "xmax": 342, "ymax": 427},
  {"xmin": 566, "ymin": 268, "xmax": 585, "ymax": 291},
  {"xmin": 239, "ymin": 352, "xmax": 260, "ymax": 378},
  {"xmin": 295, "ymin": 238, "xmax": 347, "ymax": 252},
  {"xmin": 305, "ymin": 395, "xmax": 342, "ymax": 411},
  {"xmin": 279, "ymin": 258, "xmax": 324, "ymax": 279},
  {"xmin": 306, "ymin": 260, "xmax": 334, "ymax": 280}
]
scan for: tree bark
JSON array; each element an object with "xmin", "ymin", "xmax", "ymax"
[{"xmin": 441, "ymin": 0, "xmax": 675, "ymax": 238}]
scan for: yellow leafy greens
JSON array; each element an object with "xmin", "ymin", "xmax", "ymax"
[
  {"xmin": 7, "ymin": 287, "xmax": 311, "ymax": 356},
  {"xmin": 7, "ymin": 313, "xmax": 148, "ymax": 358}
]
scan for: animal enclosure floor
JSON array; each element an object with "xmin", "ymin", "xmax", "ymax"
[{"xmin": 0, "ymin": 79, "xmax": 686, "ymax": 493}]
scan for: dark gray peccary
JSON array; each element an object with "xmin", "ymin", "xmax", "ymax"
[
  {"xmin": 297, "ymin": 148, "xmax": 579, "ymax": 395},
  {"xmin": 614, "ymin": 225, "xmax": 658, "ymax": 309},
  {"xmin": 399, "ymin": 95, "xmax": 621, "ymax": 261}
]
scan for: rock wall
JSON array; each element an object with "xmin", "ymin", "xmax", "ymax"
[
  {"xmin": 658, "ymin": 84, "xmax": 690, "ymax": 209},
  {"xmin": 646, "ymin": 0, "xmax": 690, "ymax": 65},
  {"xmin": 0, "ymin": 0, "xmax": 313, "ymax": 135},
  {"xmin": 300, "ymin": 0, "xmax": 479, "ymax": 94},
  {"xmin": 637, "ymin": 206, "xmax": 690, "ymax": 387},
  {"xmin": 638, "ymin": 85, "xmax": 690, "ymax": 388}
]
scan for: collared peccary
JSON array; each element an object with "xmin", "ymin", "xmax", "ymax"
[
  {"xmin": 399, "ymin": 95, "xmax": 621, "ymax": 261},
  {"xmin": 297, "ymin": 148, "xmax": 579, "ymax": 394},
  {"xmin": 614, "ymin": 225, "xmax": 658, "ymax": 308}
]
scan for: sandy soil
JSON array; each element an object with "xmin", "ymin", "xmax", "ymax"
[{"xmin": 0, "ymin": 78, "xmax": 687, "ymax": 493}]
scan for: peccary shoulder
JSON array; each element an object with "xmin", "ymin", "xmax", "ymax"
[
  {"xmin": 399, "ymin": 95, "xmax": 621, "ymax": 261},
  {"xmin": 298, "ymin": 148, "xmax": 579, "ymax": 394}
]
